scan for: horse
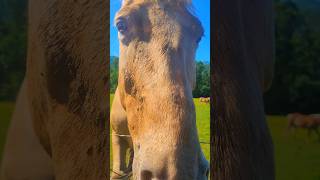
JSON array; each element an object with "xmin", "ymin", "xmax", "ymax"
[
  {"xmin": 1, "ymin": 0, "xmax": 109, "ymax": 179},
  {"xmin": 204, "ymin": 98, "xmax": 210, "ymax": 104},
  {"xmin": 199, "ymin": 97, "xmax": 209, "ymax": 104},
  {"xmin": 287, "ymin": 113, "xmax": 320, "ymax": 139},
  {"xmin": 211, "ymin": 0, "xmax": 275, "ymax": 179},
  {"xmin": 110, "ymin": 0, "xmax": 209, "ymax": 179}
]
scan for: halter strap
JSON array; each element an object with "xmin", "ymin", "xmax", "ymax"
[{"xmin": 112, "ymin": 133, "xmax": 131, "ymax": 137}]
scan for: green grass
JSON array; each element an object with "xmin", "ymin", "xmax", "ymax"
[
  {"xmin": 269, "ymin": 116, "xmax": 320, "ymax": 180},
  {"xmin": 0, "ymin": 102, "xmax": 14, "ymax": 161},
  {"xmin": 193, "ymin": 98, "xmax": 210, "ymax": 160},
  {"xmin": 1, "ymin": 100, "xmax": 320, "ymax": 179}
]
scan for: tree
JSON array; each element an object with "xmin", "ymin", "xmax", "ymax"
[
  {"xmin": 110, "ymin": 56, "xmax": 119, "ymax": 93},
  {"xmin": 193, "ymin": 61, "xmax": 210, "ymax": 97},
  {"xmin": 264, "ymin": 1, "xmax": 320, "ymax": 114},
  {"xmin": 0, "ymin": 0, "xmax": 27, "ymax": 100}
]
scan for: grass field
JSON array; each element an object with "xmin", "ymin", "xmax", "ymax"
[
  {"xmin": 0, "ymin": 102, "xmax": 14, "ymax": 161},
  {"xmin": 269, "ymin": 116, "xmax": 320, "ymax": 180},
  {"xmin": 0, "ymin": 100, "xmax": 320, "ymax": 179}
]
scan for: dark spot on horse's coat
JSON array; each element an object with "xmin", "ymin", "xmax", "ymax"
[
  {"xmin": 39, "ymin": 17, "xmax": 79, "ymax": 105},
  {"xmin": 68, "ymin": 83, "xmax": 87, "ymax": 114},
  {"xmin": 87, "ymin": 146, "xmax": 93, "ymax": 156},
  {"xmin": 124, "ymin": 70, "xmax": 135, "ymax": 95},
  {"xmin": 46, "ymin": 53, "xmax": 78, "ymax": 104}
]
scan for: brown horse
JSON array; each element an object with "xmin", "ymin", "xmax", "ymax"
[
  {"xmin": 1, "ymin": 0, "xmax": 109, "ymax": 179},
  {"xmin": 111, "ymin": 0, "xmax": 209, "ymax": 179},
  {"xmin": 287, "ymin": 113, "xmax": 320, "ymax": 139}
]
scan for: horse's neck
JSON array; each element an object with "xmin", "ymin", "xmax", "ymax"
[{"xmin": 211, "ymin": 1, "xmax": 274, "ymax": 179}]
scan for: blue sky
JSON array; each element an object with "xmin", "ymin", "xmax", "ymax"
[{"xmin": 110, "ymin": 0, "xmax": 210, "ymax": 62}]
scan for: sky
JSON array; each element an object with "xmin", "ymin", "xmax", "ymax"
[{"xmin": 110, "ymin": 0, "xmax": 210, "ymax": 62}]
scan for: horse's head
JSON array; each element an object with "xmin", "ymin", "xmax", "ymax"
[{"xmin": 115, "ymin": 0, "xmax": 208, "ymax": 179}]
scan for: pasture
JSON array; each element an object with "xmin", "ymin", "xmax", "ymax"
[
  {"xmin": 0, "ymin": 101, "xmax": 319, "ymax": 179},
  {"xmin": 109, "ymin": 95, "xmax": 210, "ymax": 169}
]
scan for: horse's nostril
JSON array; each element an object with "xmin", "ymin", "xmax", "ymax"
[{"xmin": 141, "ymin": 170, "xmax": 153, "ymax": 180}]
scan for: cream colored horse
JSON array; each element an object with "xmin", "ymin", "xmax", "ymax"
[
  {"xmin": 111, "ymin": 0, "xmax": 209, "ymax": 179},
  {"xmin": 1, "ymin": 0, "xmax": 109, "ymax": 179},
  {"xmin": 287, "ymin": 113, "xmax": 320, "ymax": 139},
  {"xmin": 199, "ymin": 97, "xmax": 210, "ymax": 104}
]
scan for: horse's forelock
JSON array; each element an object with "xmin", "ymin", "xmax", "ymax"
[{"xmin": 121, "ymin": 0, "xmax": 192, "ymax": 7}]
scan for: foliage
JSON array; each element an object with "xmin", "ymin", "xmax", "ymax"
[
  {"xmin": 264, "ymin": 1, "xmax": 320, "ymax": 114},
  {"xmin": 0, "ymin": 0, "xmax": 27, "ymax": 101},
  {"xmin": 110, "ymin": 56, "xmax": 119, "ymax": 93},
  {"xmin": 193, "ymin": 61, "xmax": 210, "ymax": 97},
  {"xmin": 290, "ymin": 0, "xmax": 320, "ymax": 31}
]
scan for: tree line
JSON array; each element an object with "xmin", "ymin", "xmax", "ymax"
[
  {"xmin": 264, "ymin": 1, "xmax": 320, "ymax": 114},
  {"xmin": 0, "ymin": 0, "xmax": 27, "ymax": 100}
]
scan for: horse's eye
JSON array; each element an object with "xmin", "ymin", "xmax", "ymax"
[{"xmin": 116, "ymin": 19, "xmax": 127, "ymax": 33}]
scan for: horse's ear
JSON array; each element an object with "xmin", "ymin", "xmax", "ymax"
[
  {"xmin": 121, "ymin": 0, "xmax": 127, "ymax": 6},
  {"xmin": 121, "ymin": 0, "xmax": 132, "ymax": 6}
]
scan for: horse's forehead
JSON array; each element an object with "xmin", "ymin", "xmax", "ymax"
[
  {"xmin": 119, "ymin": 0, "xmax": 203, "ymax": 35},
  {"xmin": 121, "ymin": 0, "xmax": 192, "ymax": 7}
]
